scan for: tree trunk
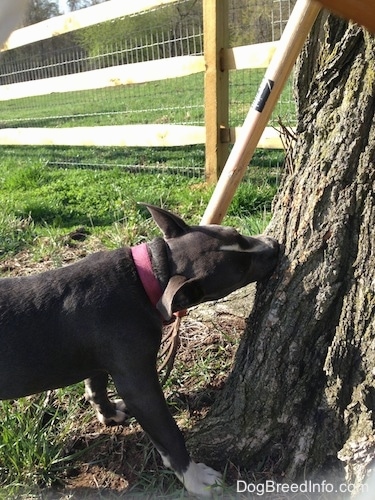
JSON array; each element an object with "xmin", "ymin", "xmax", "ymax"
[{"xmin": 191, "ymin": 15, "xmax": 375, "ymax": 493}]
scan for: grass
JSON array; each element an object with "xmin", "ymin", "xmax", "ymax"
[
  {"xmin": 0, "ymin": 392, "xmax": 85, "ymax": 491},
  {"xmin": 0, "ymin": 147, "xmax": 282, "ymax": 261},
  {"xmin": 0, "ymin": 74, "xmax": 205, "ymax": 128},
  {"xmin": 0, "ymin": 151, "xmax": 281, "ymax": 496},
  {"xmin": 0, "ymin": 70, "xmax": 295, "ymax": 129},
  {"xmin": 0, "ymin": 68, "xmax": 285, "ymax": 496},
  {"xmin": 0, "ymin": 152, "xmax": 346, "ymax": 498}
]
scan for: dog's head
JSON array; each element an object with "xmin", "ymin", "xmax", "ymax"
[{"xmin": 142, "ymin": 204, "xmax": 280, "ymax": 320}]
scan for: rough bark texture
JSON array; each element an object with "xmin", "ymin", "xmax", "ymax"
[{"xmin": 191, "ymin": 16, "xmax": 375, "ymax": 492}]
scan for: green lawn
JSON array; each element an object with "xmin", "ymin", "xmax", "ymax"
[
  {"xmin": 0, "ymin": 70, "xmax": 295, "ymax": 129},
  {"xmin": 0, "ymin": 147, "xmax": 283, "ymax": 259},
  {"xmin": 0, "ymin": 67, "xmax": 290, "ymax": 258},
  {"xmin": 0, "ymin": 67, "xmax": 287, "ymax": 257},
  {"xmin": 0, "ymin": 145, "xmax": 282, "ymax": 495},
  {"xmin": 0, "ymin": 64, "xmax": 286, "ymax": 496}
]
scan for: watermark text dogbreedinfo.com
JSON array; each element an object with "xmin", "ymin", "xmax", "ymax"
[{"xmin": 237, "ymin": 479, "xmax": 369, "ymax": 496}]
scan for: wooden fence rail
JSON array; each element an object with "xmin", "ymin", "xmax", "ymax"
[{"xmin": 0, "ymin": 0, "xmax": 287, "ymax": 182}]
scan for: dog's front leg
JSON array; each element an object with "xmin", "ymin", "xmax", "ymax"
[
  {"xmin": 85, "ymin": 373, "xmax": 128, "ymax": 425},
  {"xmin": 111, "ymin": 367, "xmax": 222, "ymax": 497}
]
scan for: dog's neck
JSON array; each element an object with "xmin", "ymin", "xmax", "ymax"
[
  {"xmin": 131, "ymin": 242, "xmax": 164, "ymax": 309},
  {"xmin": 131, "ymin": 238, "xmax": 186, "ymax": 323}
]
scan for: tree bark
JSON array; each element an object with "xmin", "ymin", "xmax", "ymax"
[{"xmin": 191, "ymin": 15, "xmax": 375, "ymax": 493}]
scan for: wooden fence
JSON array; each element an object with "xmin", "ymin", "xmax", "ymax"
[{"xmin": 0, "ymin": 0, "xmax": 285, "ymax": 182}]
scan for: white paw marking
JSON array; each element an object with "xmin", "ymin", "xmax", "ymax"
[
  {"xmin": 180, "ymin": 461, "xmax": 222, "ymax": 497},
  {"xmin": 97, "ymin": 408, "xmax": 127, "ymax": 425},
  {"xmin": 88, "ymin": 398, "xmax": 127, "ymax": 425}
]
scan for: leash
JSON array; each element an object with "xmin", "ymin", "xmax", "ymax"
[{"xmin": 158, "ymin": 309, "xmax": 187, "ymax": 385}]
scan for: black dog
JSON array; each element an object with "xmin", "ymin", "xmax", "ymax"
[{"xmin": 0, "ymin": 204, "xmax": 279, "ymax": 496}]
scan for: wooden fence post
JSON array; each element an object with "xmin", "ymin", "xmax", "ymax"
[{"xmin": 203, "ymin": 0, "xmax": 229, "ymax": 184}]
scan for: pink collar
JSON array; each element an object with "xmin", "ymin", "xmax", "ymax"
[{"xmin": 131, "ymin": 243, "xmax": 163, "ymax": 309}]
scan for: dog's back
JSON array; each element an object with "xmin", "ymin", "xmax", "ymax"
[{"xmin": 0, "ymin": 247, "xmax": 157, "ymax": 399}]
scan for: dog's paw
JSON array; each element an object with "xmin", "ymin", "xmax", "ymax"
[
  {"xmin": 96, "ymin": 399, "xmax": 129, "ymax": 426},
  {"xmin": 181, "ymin": 461, "xmax": 222, "ymax": 497}
]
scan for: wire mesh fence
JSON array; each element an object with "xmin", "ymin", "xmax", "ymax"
[{"xmin": 0, "ymin": 0, "xmax": 297, "ymax": 175}]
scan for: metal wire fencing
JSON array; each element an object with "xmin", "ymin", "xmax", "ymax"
[{"xmin": 0, "ymin": 0, "xmax": 296, "ymax": 174}]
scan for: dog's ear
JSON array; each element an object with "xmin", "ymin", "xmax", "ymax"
[
  {"xmin": 139, "ymin": 203, "xmax": 190, "ymax": 239},
  {"xmin": 157, "ymin": 275, "xmax": 204, "ymax": 321}
]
